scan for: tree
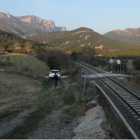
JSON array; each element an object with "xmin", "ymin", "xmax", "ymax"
[
  {"xmin": 37, "ymin": 50, "xmax": 73, "ymax": 70},
  {"xmin": 25, "ymin": 41, "xmax": 32, "ymax": 52},
  {"xmin": 33, "ymin": 45, "xmax": 42, "ymax": 54},
  {"xmin": 81, "ymin": 47, "xmax": 96, "ymax": 58},
  {"xmin": 71, "ymin": 52, "xmax": 79, "ymax": 61},
  {"xmin": 0, "ymin": 47, "xmax": 5, "ymax": 53},
  {"xmin": 13, "ymin": 42, "xmax": 21, "ymax": 49},
  {"xmin": 47, "ymin": 56, "xmax": 61, "ymax": 69},
  {"xmin": 133, "ymin": 58, "xmax": 140, "ymax": 70}
]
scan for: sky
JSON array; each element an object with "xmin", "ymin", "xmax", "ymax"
[{"xmin": 0, "ymin": 0, "xmax": 140, "ymax": 34}]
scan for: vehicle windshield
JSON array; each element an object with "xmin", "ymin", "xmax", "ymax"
[{"xmin": 51, "ymin": 70, "xmax": 59, "ymax": 73}]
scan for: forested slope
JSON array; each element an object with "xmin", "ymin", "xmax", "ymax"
[
  {"xmin": 30, "ymin": 27, "xmax": 140, "ymax": 57},
  {"xmin": 0, "ymin": 30, "xmax": 42, "ymax": 53}
]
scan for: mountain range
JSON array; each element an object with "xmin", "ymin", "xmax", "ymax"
[
  {"xmin": 0, "ymin": 26, "xmax": 140, "ymax": 57},
  {"xmin": 0, "ymin": 12, "xmax": 140, "ymax": 57},
  {"xmin": 104, "ymin": 28, "xmax": 140, "ymax": 46},
  {"xmin": 1, "ymin": 12, "xmax": 140, "ymax": 47},
  {"xmin": 29, "ymin": 27, "xmax": 140, "ymax": 57},
  {"xmin": 0, "ymin": 12, "xmax": 66, "ymax": 38}
]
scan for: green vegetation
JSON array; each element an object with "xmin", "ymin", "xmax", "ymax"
[
  {"xmin": 0, "ymin": 71, "xmax": 43, "ymax": 116},
  {"xmin": 0, "ymin": 110, "xmax": 20, "ymax": 120},
  {"xmin": 29, "ymin": 31, "xmax": 66, "ymax": 42},
  {"xmin": 62, "ymin": 90, "xmax": 75, "ymax": 105},
  {"xmin": 30, "ymin": 27, "xmax": 140, "ymax": 57},
  {"xmin": 0, "ymin": 69, "xmax": 78, "ymax": 138},
  {"xmin": 37, "ymin": 50, "xmax": 73, "ymax": 71},
  {"xmin": 1, "ymin": 27, "xmax": 140, "ymax": 58},
  {"xmin": 0, "ymin": 30, "xmax": 43, "ymax": 54},
  {"xmin": 0, "ymin": 54, "xmax": 49, "ymax": 76},
  {"xmin": 133, "ymin": 58, "xmax": 140, "ymax": 70},
  {"xmin": 0, "ymin": 71, "xmax": 54, "ymax": 138}
]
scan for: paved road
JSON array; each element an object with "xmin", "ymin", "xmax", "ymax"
[{"xmin": 44, "ymin": 75, "xmax": 69, "ymax": 79}]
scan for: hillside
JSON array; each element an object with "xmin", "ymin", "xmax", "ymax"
[
  {"xmin": 0, "ymin": 54, "xmax": 49, "ymax": 76},
  {"xmin": 104, "ymin": 28, "xmax": 140, "ymax": 46},
  {"xmin": 30, "ymin": 27, "xmax": 140, "ymax": 57},
  {"xmin": 0, "ymin": 30, "xmax": 42, "ymax": 53},
  {"xmin": 1, "ymin": 26, "xmax": 140, "ymax": 57},
  {"xmin": 0, "ymin": 12, "xmax": 66, "ymax": 38},
  {"xmin": 29, "ymin": 31, "xmax": 66, "ymax": 42}
]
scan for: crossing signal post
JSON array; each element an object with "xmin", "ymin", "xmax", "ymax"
[
  {"xmin": 109, "ymin": 59, "xmax": 113, "ymax": 73},
  {"xmin": 117, "ymin": 59, "xmax": 121, "ymax": 74}
]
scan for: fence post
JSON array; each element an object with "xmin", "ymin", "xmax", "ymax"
[
  {"xmin": 79, "ymin": 68, "xmax": 82, "ymax": 92},
  {"xmin": 83, "ymin": 72, "xmax": 87, "ymax": 95},
  {"xmin": 120, "ymin": 64, "xmax": 121, "ymax": 74},
  {"xmin": 17, "ymin": 62, "xmax": 20, "ymax": 71}
]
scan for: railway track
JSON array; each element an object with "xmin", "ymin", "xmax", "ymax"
[
  {"xmin": 75, "ymin": 61, "xmax": 140, "ymax": 138},
  {"xmin": 80, "ymin": 62, "xmax": 140, "ymax": 115}
]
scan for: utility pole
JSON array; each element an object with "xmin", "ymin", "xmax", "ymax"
[
  {"xmin": 120, "ymin": 63, "xmax": 121, "ymax": 74},
  {"xmin": 118, "ymin": 63, "xmax": 119, "ymax": 73},
  {"xmin": 83, "ymin": 72, "xmax": 87, "ymax": 95},
  {"xmin": 79, "ymin": 68, "xmax": 82, "ymax": 92}
]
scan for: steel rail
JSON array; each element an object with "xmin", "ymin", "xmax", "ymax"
[
  {"xmin": 80, "ymin": 62, "xmax": 140, "ymax": 100},
  {"xmin": 75, "ymin": 62, "xmax": 140, "ymax": 116}
]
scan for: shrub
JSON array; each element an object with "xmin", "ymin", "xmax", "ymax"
[
  {"xmin": 37, "ymin": 50, "xmax": 73, "ymax": 70},
  {"xmin": 0, "ymin": 90, "xmax": 2, "ymax": 94},
  {"xmin": 62, "ymin": 90, "xmax": 75, "ymax": 105},
  {"xmin": 0, "ymin": 61, "xmax": 6, "ymax": 66},
  {"xmin": 47, "ymin": 56, "xmax": 60, "ymax": 69},
  {"xmin": 133, "ymin": 58, "xmax": 140, "ymax": 70},
  {"xmin": 5, "ymin": 57, "xmax": 12, "ymax": 66}
]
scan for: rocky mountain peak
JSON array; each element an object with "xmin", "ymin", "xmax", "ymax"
[
  {"xmin": 17, "ymin": 15, "xmax": 41, "ymax": 23},
  {"xmin": 0, "ymin": 12, "xmax": 12, "ymax": 18},
  {"xmin": 17, "ymin": 15, "xmax": 56, "ymax": 30},
  {"xmin": 111, "ymin": 27, "xmax": 140, "ymax": 37},
  {"xmin": 0, "ymin": 12, "xmax": 66, "ymax": 37},
  {"xmin": 5, "ymin": 13, "xmax": 11, "ymax": 17},
  {"xmin": 104, "ymin": 27, "xmax": 140, "ymax": 46},
  {"xmin": 61, "ymin": 26, "xmax": 66, "ymax": 31}
]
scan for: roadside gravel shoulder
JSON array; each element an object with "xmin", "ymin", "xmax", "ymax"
[
  {"xmin": 0, "ymin": 108, "xmax": 35, "ymax": 138},
  {"xmin": 27, "ymin": 109, "xmax": 81, "ymax": 139}
]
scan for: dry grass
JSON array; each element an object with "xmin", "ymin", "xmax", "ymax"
[
  {"xmin": 0, "ymin": 74, "xmax": 86, "ymax": 139},
  {"xmin": 1, "ymin": 53, "xmax": 25, "ymax": 56},
  {"xmin": 127, "ymin": 59, "xmax": 134, "ymax": 69},
  {"xmin": 0, "ymin": 54, "xmax": 49, "ymax": 77},
  {"xmin": 0, "ymin": 56, "xmax": 83, "ymax": 138},
  {"xmin": 0, "ymin": 71, "xmax": 76, "ymax": 119},
  {"xmin": 0, "ymin": 71, "xmax": 43, "ymax": 115},
  {"xmin": 70, "ymin": 82, "xmax": 81, "ymax": 104}
]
